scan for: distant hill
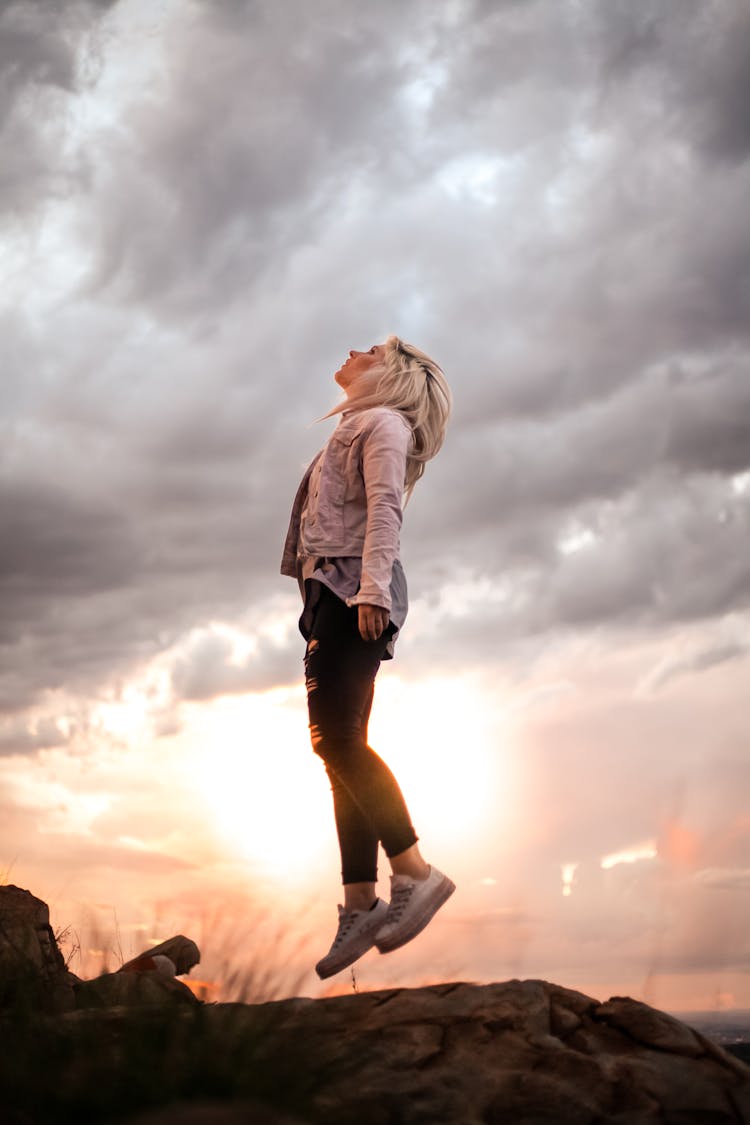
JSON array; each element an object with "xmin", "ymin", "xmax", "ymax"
[{"xmin": 673, "ymin": 1010, "xmax": 750, "ymax": 1065}]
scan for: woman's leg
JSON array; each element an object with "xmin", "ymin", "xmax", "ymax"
[
  {"xmin": 326, "ymin": 680, "xmax": 378, "ymax": 909},
  {"xmin": 305, "ymin": 584, "xmax": 418, "ymax": 876},
  {"xmin": 327, "ymin": 769, "xmax": 378, "ymax": 909},
  {"xmin": 306, "ymin": 583, "xmax": 453, "ymax": 975},
  {"xmin": 335, "ymin": 674, "xmax": 428, "ymax": 884}
]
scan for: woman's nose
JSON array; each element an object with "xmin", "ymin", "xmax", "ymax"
[{"xmin": 349, "ymin": 350, "xmax": 357, "ymax": 358}]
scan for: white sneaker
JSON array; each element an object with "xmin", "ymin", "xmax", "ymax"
[
  {"xmin": 374, "ymin": 865, "xmax": 455, "ymax": 954},
  {"xmin": 315, "ymin": 898, "xmax": 390, "ymax": 980}
]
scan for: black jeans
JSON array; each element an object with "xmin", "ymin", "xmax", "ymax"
[{"xmin": 304, "ymin": 582, "xmax": 418, "ymax": 884}]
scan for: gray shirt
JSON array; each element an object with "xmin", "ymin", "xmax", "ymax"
[{"xmin": 296, "ymin": 554, "xmax": 408, "ymax": 659}]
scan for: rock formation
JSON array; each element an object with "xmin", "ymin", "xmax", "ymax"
[
  {"xmin": 237, "ymin": 979, "xmax": 750, "ymax": 1123},
  {"xmin": 2, "ymin": 885, "xmax": 749, "ymax": 1123},
  {"xmin": 0, "ymin": 884, "xmax": 78, "ymax": 1012},
  {"xmin": 0, "ymin": 884, "xmax": 199, "ymax": 1013},
  {"xmin": 120, "ymin": 934, "xmax": 201, "ymax": 976}
]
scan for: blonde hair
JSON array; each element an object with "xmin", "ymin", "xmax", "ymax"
[{"xmin": 327, "ymin": 335, "xmax": 451, "ymax": 499}]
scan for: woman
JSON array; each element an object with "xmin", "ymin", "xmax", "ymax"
[{"xmin": 281, "ymin": 335, "xmax": 455, "ymax": 979}]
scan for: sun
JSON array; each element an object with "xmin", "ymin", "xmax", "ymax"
[
  {"xmin": 368, "ymin": 673, "xmax": 500, "ymax": 852},
  {"xmin": 183, "ymin": 689, "xmax": 334, "ymax": 879},
  {"xmin": 182, "ymin": 673, "xmax": 502, "ymax": 882}
]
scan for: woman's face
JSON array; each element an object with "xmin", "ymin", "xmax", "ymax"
[{"xmin": 334, "ymin": 344, "xmax": 386, "ymax": 397}]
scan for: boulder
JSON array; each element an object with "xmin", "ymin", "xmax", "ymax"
[
  {"xmin": 74, "ymin": 969, "xmax": 199, "ymax": 1009},
  {"xmin": 0, "ymin": 884, "xmax": 77, "ymax": 1012},
  {"xmin": 120, "ymin": 935, "xmax": 200, "ymax": 977},
  {"xmin": 0, "ymin": 885, "xmax": 200, "ymax": 1014}
]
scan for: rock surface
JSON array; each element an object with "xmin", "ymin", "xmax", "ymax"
[
  {"xmin": 2, "ymin": 886, "xmax": 749, "ymax": 1123},
  {"xmin": 189, "ymin": 980, "xmax": 748, "ymax": 1125}
]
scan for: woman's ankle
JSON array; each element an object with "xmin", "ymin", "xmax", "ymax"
[
  {"xmin": 389, "ymin": 843, "xmax": 430, "ymax": 881},
  {"xmin": 343, "ymin": 882, "xmax": 377, "ymax": 912}
]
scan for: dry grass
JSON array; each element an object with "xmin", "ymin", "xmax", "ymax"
[
  {"xmin": 51, "ymin": 892, "xmax": 316, "ymax": 1003},
  {"xmin": 189, "ymin": 898, "xmax": 314, "ymax": 1004}
]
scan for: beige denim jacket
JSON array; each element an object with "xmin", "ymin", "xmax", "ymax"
[{"xmin": 280, "ymin": 406, "xmax": 412, "ymax": 610}]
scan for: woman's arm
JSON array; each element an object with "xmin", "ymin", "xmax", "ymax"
[{"xmin": 348, "ymin": 410, "xmax": 410, "ymax": 636}]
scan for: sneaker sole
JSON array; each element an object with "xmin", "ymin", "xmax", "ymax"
[
  {"xmin": 375, "ymin": 875, "xmax": 456, "ymax": 954},
  {"xmin": 315, "ymin": 921, "xmax": 385, "ymax": 980}
]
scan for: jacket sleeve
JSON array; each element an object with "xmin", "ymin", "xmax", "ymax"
[
  {"xmin": 280, "ymin": 452, "xmax": 321, "ymax": 577},
  {"xmin": 348, "ymin": 411, "xmax": 410, "ymax": 613}
]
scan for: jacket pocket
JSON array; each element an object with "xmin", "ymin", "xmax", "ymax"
[{"xmin": 325, "ymin": 421, "xmax": 364, "ymax": 504}]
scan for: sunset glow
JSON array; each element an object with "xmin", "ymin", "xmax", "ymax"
[
  {"xmin": 183, "ymin": 689, "xmax": 331, "ymax": 877},
  {"xmin": 178, "ymin": 673, "xmax": 500, "ymax": 881}
]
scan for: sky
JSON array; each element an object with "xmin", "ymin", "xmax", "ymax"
[{"xmin": 1, "ymin": 0, "xmax": 749, "ymax": 1012}]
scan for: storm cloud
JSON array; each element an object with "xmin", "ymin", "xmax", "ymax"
[{"xmin": 2, "ymin": 0, "xmax": 748, "ymax": 727}]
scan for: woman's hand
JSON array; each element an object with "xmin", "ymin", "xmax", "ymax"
[{"xmin": 358, "ymin": 603, "xmax": 390, "ymax": 642}]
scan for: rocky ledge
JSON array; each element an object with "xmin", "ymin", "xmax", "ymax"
[
  {"xmin": 236, "ymin": 978, "xmax": 750, "ymax": 1124},
  {"xmin": 2, "ymin": 885, "xmax": 749, "ymax": 1123}
]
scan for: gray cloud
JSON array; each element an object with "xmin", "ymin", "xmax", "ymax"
[
  {"xmin": 82, "ymin": 0, "xmax": 449, "ymax": 314},
  {"xmin": 638, "ymin": 638, "xmax": 750, "ymax": 694},
  {"xmin": 0, "ymin": 0, "xmax": 118, "ymax": 218},
  {"xmin": 170, "ymin": 625, "xmax": 299, "ymax": 703},
  {"xmin": 697, "ymin": 868, "xmax": 750, "ymax": 892},
  {"xmin": 592, "ymin": 0, "xmax": 750, "ymax": 164},
  {"xmin": 2, "ymin": 0, "xmax": 749, "ymax": 729},
  {"xmin": 0, "ymin": 714, "xmax": 68, "ymax": 757}
]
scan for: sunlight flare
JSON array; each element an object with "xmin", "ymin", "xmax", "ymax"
[
  {"xmin": 180, "ymin": 672, "xmax": 501, "ymax": 881},
  {"xmin": 601, "ymin": 841, "xmax": 657, "ymax": 870}
]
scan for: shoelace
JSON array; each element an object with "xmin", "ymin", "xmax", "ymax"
[
  {"xmin": 332, "ymin": 911, "xmax": 359, "ymax": 947},
  {"xmin": 385, "ymin": 883, "xmax": 414, "ymax": 924}
]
